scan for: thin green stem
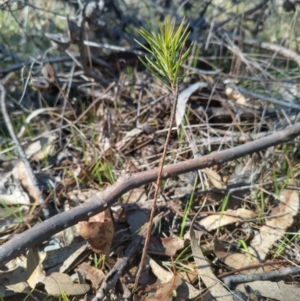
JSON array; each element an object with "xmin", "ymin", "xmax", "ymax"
[
  {"xmin": 133, "ymin": 16, "xmax": 191, "ymax": 289},
  {"xmin": 134, "ymin": 85, "xmax": 179, "ymax": 289}
]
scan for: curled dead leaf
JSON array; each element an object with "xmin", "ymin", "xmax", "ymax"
[
  {"xmin": 45, "ymin": 32, "xmax": 70, "ymax": 50},
  {"xmin": 12, "ymin": 160, "xmax": 39, "ymax": 202},
  {"xmin": 203, "ymin": 168, "xmax": 226, "ymax": 189},
  {"xmin": 145, "ymin": 275, "xmax": 182, "ymax": 301},
  {"xmin": 44, "ymin": 272, "xmax": 90, "ymax": 295},
  {"xmin": 30, "ymin": 77, "xmax": 50, "ymax": 91},
  {"xmin": 199, "ymin": 208, "xmax": 256, "ymax": 232},
  {"xmin": 149, "ymin": 257, "xmax": 202, "ymax": 300},
  {"xmin": 76, "ymin": 262, "xmax": 105, "ymax": 292},
  {"xmin": 161, "ymin": 236, "xmax": 185, "ymax": 257},
  {"xmin": 78, "ymin": 209, "xmax": 114, "ymax": 255},
  {"xmin": 190, "ymin": 227, "xmax": 235, "ymax": 301},
  {"xmin": 41, "ymin": 63, "xmax": 57, "ymax": 83}
]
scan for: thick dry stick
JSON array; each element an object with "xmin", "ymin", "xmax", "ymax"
[{"xmin": 0, "ymin": 122, "xmax": 300, "ymax": 265}]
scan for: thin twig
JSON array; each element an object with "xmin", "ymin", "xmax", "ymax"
[
  {"xmin": 227, "ymin": 83, "xmax": 300, "ymax": 110},
  {"xmin": 223, "ymin": 265, "xmax": 300, "ymax": 289},
  {"xmin": 0, "ymin": 82, "xmax": 46, "ymax": 214},
  {"xmin": 134, "ymin": 85, "xmax": 179, "ymax": 289},
  {"xmin": 0, "ymin": 56, "xmax": 73, "ymax": 78},
  {"xmin": 241, "ymin": 38, "xmax": 300, "ymax": 66},
  {"xmin": 217, "ymin": 260, "xmax": 296, "ymax": 279}
]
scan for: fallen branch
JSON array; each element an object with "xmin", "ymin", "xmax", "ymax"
[
  {"xmin": 0, "ymin": 100, "xmax": 299, "ymax": 265},
  {"xmin": 223, "ymin": 265, "xmax": 300, "ymax": 289}
]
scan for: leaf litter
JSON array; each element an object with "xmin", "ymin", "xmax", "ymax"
[{"xmin": 1, "ymin": 1, "xmax": 300, "ymax": 301}]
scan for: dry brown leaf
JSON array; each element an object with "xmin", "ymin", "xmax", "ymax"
[
  {"xmin": 12, "ymin": 160, "xmax": 39, "ymax": 202},
  {"xmin": 161, "ymin": 236, "xmax": 185, "ymax": 257},
  {"xmin": 177, "ymin": 263, "xmax": 198, "ymax": 284},
  {"xmin": 0, "ymin": 255, "xmax": 29, "ymax": 297},
  {"xmin": 203, "ymin": 168, "xmax": 226, "ymax": 189},
  {"xmin": 199, "ymin": 208, "xmax": 256, "ymax": 231},
  {"xmin": 149, "ymin": 257, "xmax": 174, "ymax": 283},
  {"xmin": 213, "ymin": 227, "xmax": 279, "ymax": 273},
  {"xmin": 0, "ymin": 188, "xmax": 30, "ymax": 205},
  {"xmin": 214, "ymin": 182, "xmax": 299, "ymax": 273},
  {"xmin": 215, "ymin": 242, "xmax": 276, "ymax": 274},
  {"xmin": 43, "ymin": 272, "xmax": 90, "ymax": 295},
  {"xmin": 76, "ymin": 262, "xmax": 105, "ymax": 291},
  {"xmin": 148, "ymin": 236, "xmax": 184, "ymax": 257},
  {"xmin": 213, "ymin": 236, "xmax": 234, "ymax": 262},
  {"xmin": 26, "ymin": 247, "xmax": 46, "ymax": 289},
  {"xmin": 250, "ymin": 182, "xmax": 299, "ymax": 261},
  {"xmin": 41, "ymin": 63, "xmax": 57, "ymax": 83},
  {"xmin": 5, "ymin": 282, "xmax": 30, "ymax": 295},
  {"xmin": 213, "ymin": 236, "xmax": 256, "ymax": 270},
  {"xmin": 116, "ymin": 128, "xmax": 143, "ymax": 152},
  {"xmin": 42, "ymin": 241, "xmax": 88, "ymax": 271},
  {"xmin": 89, "ymin": 210, "xmax": 106, "ymax": 223},
  {"xmin": 145, "ymin": 274, "xmax": 182, "ymax": 301},
  {"xmin": 149, "ymin": 257, "xmax": 202, "ymax": 300},
  {"xmin": 26, "ymin": 247, "xmax": 89, "ymax": 295},
  {"xmin": 45, "ymin": 33, "xmax": 70, "ymax": 50},
  {"xmin": 24, "ymin": 134, "xmax": 56, "ymax": 160},
  {"xmin": 59, "ymin": 243, "xmax": 91, "ymax": 273},
  {"xmin": 236, "ymin": 280, "xmax": 300, "ymax": 301},
  {"xmin": 30, "ymin": 77, "xmax": 50, "ymax": 91},
  {"xmin": 225, "ymin": 85, "xmax": 248, "ymax": 106},
  {"xmin": 78, "ymin": 209, "xmax": 114, "ymax": 255},
  {"xmin": 190, "ymin": 228, "xmax": 235, "ymax": 301}
]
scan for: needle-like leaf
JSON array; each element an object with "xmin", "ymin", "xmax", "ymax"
[{"xmin": 135, "ymin": 16, "xmax": 191, "ymax": 90}]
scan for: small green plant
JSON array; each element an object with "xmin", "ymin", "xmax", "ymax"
[
  {"xmin": 60, "ymin": 289, "xmax": 71, "ymax": 301},
  {"xmin": 175, "ymin": 244, "xmax": 192, "ymax": 263},
  {"xmin": 125, "ymin": 66, "xmax": 135, "ymax": 98},
  {"xmin": 70, "ymin": 126, "xmax": 79, "ymax": 148},
  {"xmin": 136, "ymin": 16, "xmax": 191, "ymax": 91},
  {"xmin": 178, "ymin": 106, "xmax": 191, "ymax": 148},
  {"xmin": 134, "ymin": 16, "xmax": 192, "ymax": 288},
  {"xmin": 180, "ymin": 176, "xmax": 197, "ymax": 238},
  {"xmin": 0, "ymin": 201, "xmax": 24, "ymax": 221},
  {"xmin": 274, "ymin": 230, "xmax": 300, "ymax": 258},
  {"xmin": 253, "ymin": 190, "xmax": 265, "ymax": 223},
  {"xmin": 217, "ymin": 193, "xmax": 230, "ymax": 235},
  {"xmin": 238, "ymin": 239, "xmax": 253, "ymax": 260},
  {"xmin": 92, "ymin": 160, "xmax": 115, "ymax": 184},
  {"xmin": 272, "ymin": 169, "xmax": 279, "ymax": 196},
  {"xmin": 93, "ymin": 253, "xmax": 106, "ymax": 269}
]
